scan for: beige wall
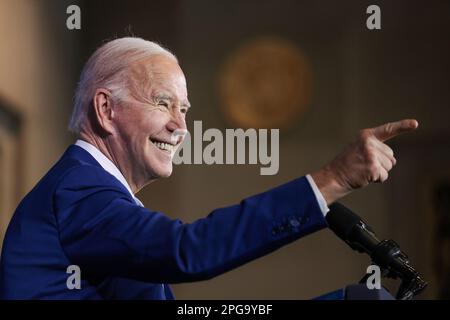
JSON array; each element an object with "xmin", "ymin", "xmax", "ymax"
[{"xmin": 0, "ymin": 0, "xmax": 80, "ymax": 244}]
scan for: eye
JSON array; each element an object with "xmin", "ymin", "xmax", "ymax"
[{"xmin": 158, "ymin": 101, "xmax": 169, "ymax": 108}]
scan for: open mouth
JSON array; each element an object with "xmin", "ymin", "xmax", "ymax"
[{"xmin": 150, "ymin": 138, "xmax": 176, "ymax": 153}]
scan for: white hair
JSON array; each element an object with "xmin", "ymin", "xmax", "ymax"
[{"xmin": 68, "ymin": 37, "xmax": 177, "ymax": 134}]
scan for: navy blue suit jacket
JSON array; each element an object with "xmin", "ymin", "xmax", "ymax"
[{"xmin": 0, "ymin": 145, "xmax": 327, "ymax": 299}]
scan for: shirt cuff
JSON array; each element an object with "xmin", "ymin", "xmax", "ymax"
[{"xmin": 306, "ymin": 174, "xmax": 330, "ymax": 217}]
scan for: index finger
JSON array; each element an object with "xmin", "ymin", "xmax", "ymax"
[{"xmin": 371, "ymin": 119, "xmax": 419, "ymax": 142}]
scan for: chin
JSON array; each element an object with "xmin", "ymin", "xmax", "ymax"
[
  {"xmin": 151, "ymin": 164, "xmax": 173, "ymax": 179},
  {"xmin": 159, "ymin": 169, "xmax": 173, "ymax": 178},
  {"xmin": 145, "ymin": 152, "xmax": 174, "ymax": 178}
]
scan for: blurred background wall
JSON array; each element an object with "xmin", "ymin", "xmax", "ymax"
[
  {"xmin": 0, "ymin": 0, "xmax": 81, "ymax": 251},
  {"xmin": 0, "ymin": 0, "xmax": 449, "ymax": 299}
]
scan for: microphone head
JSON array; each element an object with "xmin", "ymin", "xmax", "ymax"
[
  {"xmin": 326, "ymin": 202, "xmax": 362, "ymax": 242},
  {"xmin": 327, "ymin": 202, "xmax": 380, "ymax": 253}
]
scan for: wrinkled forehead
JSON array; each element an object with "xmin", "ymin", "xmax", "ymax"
[{"xmin": 127, "ymin": 54, "xmax": 187, "ymax": 102}]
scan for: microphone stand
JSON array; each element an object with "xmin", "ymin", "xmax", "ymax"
[{"xmin": 358, "ymin": 239, "xmax": 428, "ymax": 300}]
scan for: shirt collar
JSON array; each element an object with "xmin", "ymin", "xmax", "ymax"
[{"xmin": 74, "ymin": 139, "xmax": 135, "ymax": 199}]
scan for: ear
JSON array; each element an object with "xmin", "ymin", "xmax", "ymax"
[{"xmin": 92, "ymin": 88, "xmax": 116, "ymax": 135}]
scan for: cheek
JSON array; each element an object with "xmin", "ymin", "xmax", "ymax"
[
  {"xmin": 116, "ymin": 108, "xmax": 170, "ymax": 146},
  {"xmin": 145, "ymin": 110, "xmax": 171, "ymax": 131}
]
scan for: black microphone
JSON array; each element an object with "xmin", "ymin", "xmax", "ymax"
[
  {"xmin": 326, "ymin": 202, "xmax": 427, "ymax": 299},
  {"xmin": 326, "ymin": 202, "xmax": 379, "ymax": 253}
]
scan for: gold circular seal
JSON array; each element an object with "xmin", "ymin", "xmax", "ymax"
[{"xmin": 218, "ymin": 37, "xmax": 313, "ymax": 129}]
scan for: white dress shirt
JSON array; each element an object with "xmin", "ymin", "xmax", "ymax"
[
  {"xmin": 74, "ymin": 139, "xmax": 328, "ymax": 215},
  {"xmin": 306, "ymin": 174, "xmax": 330, "ymax": 216},
  {"xmin": 75, "ymin": 140, "xmax": 144, "ymax": 207}
]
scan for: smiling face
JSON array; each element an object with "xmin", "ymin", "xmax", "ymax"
[{"xmin": 111, "ymin": 54, "xmax": 190, "ymax": 186}]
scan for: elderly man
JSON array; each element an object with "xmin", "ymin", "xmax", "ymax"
[{"xmin": 0, "ymin": 37, "xmax": 418, "ymax": 299}]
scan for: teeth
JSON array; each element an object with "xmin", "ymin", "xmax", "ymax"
[{"xmin": 152, "ymin": 140, "xmax": 174, "ymax": 152}]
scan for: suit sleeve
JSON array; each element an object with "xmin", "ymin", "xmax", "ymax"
[{"xmin": 54, "ymin": 165, "xmax": 328, "ymax": 283}]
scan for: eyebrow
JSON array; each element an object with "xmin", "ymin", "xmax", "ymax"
[{"xmin": 182, "ymin": 101, "xmax": 191, "ymax": 109}]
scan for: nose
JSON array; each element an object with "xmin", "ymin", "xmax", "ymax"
[
  {"xmin": 166, "ymin": 112, "xmax": 187, "ymax": 144},
  {"xmin": 166, "ymin": 111, "xmax": 186, "ymax": 131}
]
